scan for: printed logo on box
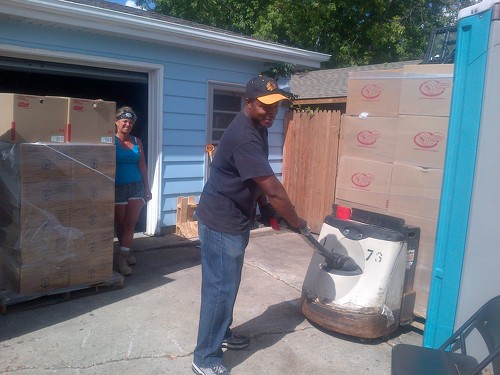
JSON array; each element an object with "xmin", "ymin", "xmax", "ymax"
[
  {"xmin": 351, "ymin": 173, "xmax": 374, "ymax": 188},
  {"xmin": 361, "ymin": 84, "xmax": 383, "ymax": 100},
  {"xmin": 42, "ymin": 160, "xmax": 52, "ymax": 171},
  {"xmin": 419, "ymin": 80, "xmax": 451, "ymax": 97},
  {"xmin": 413, "ymin": 132, "xmax": 444, "ymax": 149},
  {"xmin": 88, "ymin": 242, "xmax": 97, "ymax": 253},
  {"xmin": 72, "ymin": 99, "xmax": 92, "ymax": 112},
  {"xmin": 357, "ymin": 130, "xmax": 381, "ymax": 146},
  {"xmin": 88, "ymin": 214, "xmax": 98, "ymax": 225},
  {"xmin": 41, "ymin": 189, "xmax": 52, "ymax": 201},
  {"xmin": 17, "ymin": 98, "xmax": 32, "ymax": 109},
  {"xmin": 87, "ymin": 270, "xmax": 97, "ymax": 279}
]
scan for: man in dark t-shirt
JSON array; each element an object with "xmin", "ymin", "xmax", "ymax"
[{"xmin": 192, "ymin": 76, "xmax": 307, "ymax": 375}]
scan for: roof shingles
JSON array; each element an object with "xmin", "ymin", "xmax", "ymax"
[{"xmin": 291, "ymin": 60, "xmax": 422, "ymax": 99}]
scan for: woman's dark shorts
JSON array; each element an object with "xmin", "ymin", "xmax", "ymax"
[{"xmin": 115, "ymin": 181, "xmax": 145, "ymax": 205}]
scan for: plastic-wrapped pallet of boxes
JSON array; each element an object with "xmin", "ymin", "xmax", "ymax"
[
  {"xmin": 336, "ymin": 64, "xmax": 454, "ymax": 318},
  {"xmin": 0, "ymin": 93, "xmax": 117, "ymax": 296}
]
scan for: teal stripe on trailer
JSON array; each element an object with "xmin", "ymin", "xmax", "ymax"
[{"xmin": 423, "ymin": 6, "xmax": 491, "ymax": 348}]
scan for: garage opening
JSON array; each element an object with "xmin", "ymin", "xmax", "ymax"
[{"xmin": 0, "ymin": 56, "xmax": 149, "ymax": 232}]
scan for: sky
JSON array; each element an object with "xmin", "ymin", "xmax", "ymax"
[{"xmin": 106, "ymin": 0, "xmax": 142, "ymax": 8}]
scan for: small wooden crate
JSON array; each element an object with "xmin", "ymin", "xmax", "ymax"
[{"xmin": 176, "ymin": 196, "xmax": 198, "ymax": 238}]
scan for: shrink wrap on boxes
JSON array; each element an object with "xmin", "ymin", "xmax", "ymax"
[{"xmin": 0, "ymin": 142, "xmax": 115, "ymax": 295}]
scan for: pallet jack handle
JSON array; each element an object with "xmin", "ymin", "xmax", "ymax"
[{"xmin": 299, "ymin": 227, "xmax": 361, "ymax": 273}]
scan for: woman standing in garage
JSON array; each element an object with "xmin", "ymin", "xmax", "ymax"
[{"xmin": 114, "ymin": 106, "xmax": 151, "ymax": 276}]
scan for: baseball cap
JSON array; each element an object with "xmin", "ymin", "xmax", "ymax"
[{"xmin": 245, "ymin": 75, "xmax": 289, "ymax": 105}]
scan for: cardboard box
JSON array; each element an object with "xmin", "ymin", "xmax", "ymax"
[
  {"xmin": 72, "ymin": 228, "xmax": 114, "ymax": 259},
  {"xmin": 341, "ymin": 116, "xmax": 399, "ymax": 163},
  {"xmin": 395, "ymin": 115, "xmax": 449, "ymax": 169},
  {"xmin": 346, "ymin": 71, "xmax": 402, "ymax": 117},
  {"xmin": 2, "ymin": 233, "xmax": 77, "ymax": 267},
  {"xmin": 0, "ymin": 143, "xmax": 115, "ymax": 294},
  {"xmin": 399, "ymin": 65, "xmax": 454, "ymax": 117},
  {"xmin": 389, "ymin": 163, "xmax": 443, "ymax": 220},
  {"xmin": 335, "ymin": 156, "xmax": 392, "ymax": 210},
  {"xmin": 334, "ymin": 198, "xmax": 389, "ymax": 216},
  {"xmin": 66, "ymin": 98, "xmax": 115, "ymax": 144},
  {"xmin": 70, "ymin": 201, "xmax": 114, "ymax": 232},
  {"xmin": 72, "ymin": 177, "xmax": 114, "ymax": 204},
  {"xmin": 45, "ymin": 97, "xmax": 116, "ymax": 144},
  {"xmin": 69, "ymin": 258, "xmax": 113, "ymax": 286},
  {"xmin": 67, "ymin": 144, "xmax": 116, "ymax": 178},
  {"xmin": 70, "ymin": 229, "xmax": 114, "ymax": 286},
  {"xmin": 404, "ymin": 64, "xmax": 454, "ymax": 75},
  {"xmin": 0, "ymin": 94, "xmax": 68, "ymax": 143},
  {"xmin": 0, "ymin": 204, "xmax": 77, "ymax": 265},
  {"xmin": 17, "ymin": 143, "xmax": 73, "ymax": 183},
  {"xmin": 0, "ymin": 144, "xmax": 73, "ymax": 251},
  {"xmin": 1, "ymin": 254, "xmax": 70, "ymax": 294},
  {"xmin": 20, "ymin": 182, "xmax": 72, "ymax": 231}
]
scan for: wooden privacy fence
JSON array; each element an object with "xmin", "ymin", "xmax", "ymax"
[{"xmin": 282, "ymin": 110, "xmax": 342, "ymax": 233}]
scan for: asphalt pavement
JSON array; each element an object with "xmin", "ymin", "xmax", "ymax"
[{"xmin": 0, "ymin": 227, "xmax": 422, "ymax": 374}]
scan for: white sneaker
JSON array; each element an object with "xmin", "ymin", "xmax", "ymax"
[{"xmin": 192, "ymin": 362, "xmax": 231, "ymax": 375}]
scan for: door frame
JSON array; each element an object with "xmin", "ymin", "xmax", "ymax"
[{"xmin": 0, "ymin": 43, "xmax": 164, "ymax": 235}]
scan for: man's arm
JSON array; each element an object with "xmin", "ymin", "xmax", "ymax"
[{"xmin": 254, "ymin": 175, "xmax": 306, "ymax": 229}]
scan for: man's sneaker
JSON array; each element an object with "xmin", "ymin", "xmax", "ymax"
[
  {"xmin": 221, "ymin": 333, "xmax": 250, "ymax": 350},
  {"xmin": 192, "ymin": 362, "xmax": 230, "ymax": 375}
]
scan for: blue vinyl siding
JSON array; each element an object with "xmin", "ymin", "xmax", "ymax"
[
  {"xmin": 163, "ymin": 145, "xmax": 204, "ymax": 162},
  {"xmin": 0, "ymin": 17, "xmax": 290, "ymax": 230},
  {"xmin": 164, "ymin": 80, "xmax": 206, "ymax": 98},
  {"xmin": 164, "ymin": 113, "xmax": 206, "ymax": 131}
]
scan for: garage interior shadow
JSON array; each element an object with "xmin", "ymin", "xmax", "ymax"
[{"xmin": 0, "ymin": 58, "xmax": 149, "ymax": 232}]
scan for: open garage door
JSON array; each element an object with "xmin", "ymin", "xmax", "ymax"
[{"xmin": 0, "ymin": 56, "xmax": 149, "ymax": 232}]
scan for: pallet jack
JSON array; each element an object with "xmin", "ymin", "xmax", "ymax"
[{"xmin": 300, "ymin": 205, "xmax": 420, "ymax": 339}]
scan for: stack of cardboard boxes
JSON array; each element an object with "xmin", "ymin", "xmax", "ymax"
[
  {"xmin": 336, "ymin": 65, "xmax": 454, "ymax": 317},
  {"xmin": 0, "ymin": 93, "xmax": 116, "ymax": 295}
]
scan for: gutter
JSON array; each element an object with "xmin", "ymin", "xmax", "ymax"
[{"xmin": 0, "ymin": 0, "xmax": 330, "ymax": 69}]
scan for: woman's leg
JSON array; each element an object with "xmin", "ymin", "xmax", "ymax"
[
  {"xmin": 120, "ymin": 198, "xmax": 144, "ymax": 248},
  {"xmin": 114, "ymin": 182, "xmax": 145, "ymax": 275},
  {"xmin": 114, "ymin": 203, "xmax": 127, "ymax": 246},
  {"xmin": 115, "ymin": 203, "xmax": 133, "ymax": 275}
]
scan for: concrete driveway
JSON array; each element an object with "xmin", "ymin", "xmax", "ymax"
[{"xmin": 0, "ymin": 228, "xmax": 422, "ymax": 374}]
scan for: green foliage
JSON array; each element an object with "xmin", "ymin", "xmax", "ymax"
[
  {"xmin": 261, "ymin": 63, "xmax": 296, "ymax": 80},
  {"xmin": 134, "ymin": 0, "xmax": 478, "ymax": 68},
  {"xmin": 290, "ymin": 104, "xmax": 320, "ymax": 115}
]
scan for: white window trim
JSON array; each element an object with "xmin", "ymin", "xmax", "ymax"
[{"xmin": 206, "ymin": 80, "xmax": 245, "ymax": 182}]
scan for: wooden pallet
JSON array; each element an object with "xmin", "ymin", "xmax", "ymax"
[
  {"xmin": 0, "ymin": 272, "xmax": 124, "ymax": 314},
  {"xmin": 410, "ymin": 316, "xmax": 425, "ymax": 333},
  {"xmin": 176, "ymin": 196, "xmax": 198, "ymax": 238}
]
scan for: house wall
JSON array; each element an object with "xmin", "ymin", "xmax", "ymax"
[{"xmin": 0, "ymin": 18, "xmax": 287, "ymax": 232}]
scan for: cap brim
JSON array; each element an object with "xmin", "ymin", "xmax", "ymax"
[{"xmin": 256, "ymin": 93, "xmax": 288, "ymax": 105}]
